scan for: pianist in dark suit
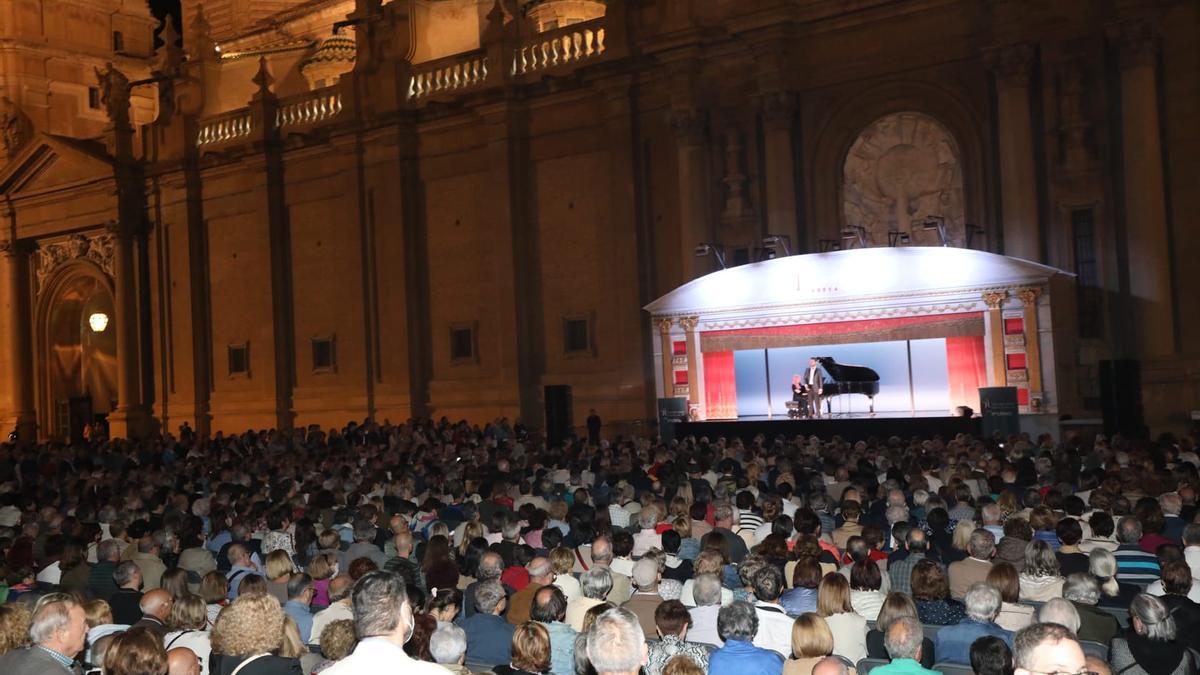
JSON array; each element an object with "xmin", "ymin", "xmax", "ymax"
[{"xmin": 804, "ymin": 357, "xmax": 824, "ymax": 418}]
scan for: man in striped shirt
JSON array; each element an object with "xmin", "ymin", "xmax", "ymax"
[{"xmin": 1112, "ymin": 517, "xmax": 1161, "ymax": 586}]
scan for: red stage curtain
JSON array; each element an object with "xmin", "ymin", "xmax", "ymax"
[
  {"xmin": 703, "ymin": 351, "xmax": 737, "ymax": 419},
  {"xmin": 946, "ymin": 335, "xmax": 986, "ymax": 412}
]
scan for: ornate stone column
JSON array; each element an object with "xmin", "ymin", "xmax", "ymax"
[
  {"xmin": 0, "ymin": 238, "xmax": 36, "ymax": 440},
  {"xmin": 657, "ymin": 318, "xmax": 674, "ymax": 398},
  {"xmin": 987, "ymin": 43, "xmax": 1042, "ymax": 262},
  {"xmin": 105, "ymin": 221, "xmax": 145, "ymax": 439},
  {"xmin": 1017, "ymin": 287, "xmax": 1043, "ymax": 400},
  {"xmin": 678, "ymin": 316, "xmax": 701, "ymax": 417},
  {"xmin": 983, "ymin": 291, "xmax": 1009, "ymax": 387},
  {"xmin": 1112, "ymin": 19, "xmax": 1175, "ymax": 358},
  {"xmin": 760, "ymin": 91, "xmax": 798, "ymax": 244},
  {"xmin": 670, "ymin": 104, "xmax": 711, "ymax": 281}
]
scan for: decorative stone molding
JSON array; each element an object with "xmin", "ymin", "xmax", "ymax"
[
  {"xmin": 985, "ymin": 42, "xmax": 1035, "ymax": 88},
  {"xmin": 1016, "ymin": 287, "xmax": 1041, "ymax": 306},
  {"xmin": 677, "ymin": 316, "xmax": 699, "ymax": 332},
  {"xmin": 982, "ymin": 290, "xmax": 1008, "ymax": 309},
  {"xmin": 94, "ymin": 63, "xmax": 132, "ymax": 130},
  {"xmin": 657, "ymin": 318, "xmax": 673, "ymax": 334},
  {"xmin": 33, "ymin": 232, "xmax": 115, "ymax": 294},
  {"xmin": 0, "ymin": 97, "xmax": 33, "ymax": 161}
]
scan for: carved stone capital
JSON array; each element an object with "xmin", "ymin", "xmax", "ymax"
[
  {"xmin": 1016, "ymin": 287, "xmax": 1041, "ymax": 306},
  {"xmin": 985, "ymin": 42, "xmax": 1035, "ymax": 88},
  {"xmin": 678, "ymin": 316, "xmax": 699, "ymax": 333},
  {"xmin": 669, "ymin": 107, "xmax": 708, "ymax": 146},
  {"xmin": 982, "ymin": 290, "xmax": 1008, "ymax": 309},
  {"xmin": 1110, "ymin": 18, "xmax": 1159, "ymax": 70},
  {"xmin": 657, "ymin": 318, "xmax": 674, "ymax": 335}
]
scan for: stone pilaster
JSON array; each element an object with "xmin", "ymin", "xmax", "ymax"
[{"xmin": 986, "ymin": 42, "xmax": 1042, "ymax": 262}]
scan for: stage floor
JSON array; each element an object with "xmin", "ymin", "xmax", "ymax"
[{"xmin": 673, "ymin": 413, "xmax": 981, "ymax": 443}]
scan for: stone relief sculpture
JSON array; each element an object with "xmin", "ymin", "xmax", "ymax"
[
  {"xmin": 841, "ymin": 111, "xmax": 965, "ymax": 247},
  {"xmin": 34, "ymin": 233, "xmax": 116, "ymax": 294},
  {"xmin": 0, "ymin": 97, "xmax": 34, "ymax": 161}
]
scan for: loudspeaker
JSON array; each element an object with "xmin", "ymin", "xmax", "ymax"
[
  {"xmin": 544, "ymin": 385, "xmax": 573, "ymax": 447},
  {"xmin": 1099, "ymin": 359, "xmax": 1145, "ymax": 438}
]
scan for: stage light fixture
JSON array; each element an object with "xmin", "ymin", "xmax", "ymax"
[
  {"xmin": 840, "ymin": 226, "xmax": 868, "ymax": 249},
  {"xmin": 761, "ymin": 234, "xmax": 792, "ymax": 258},
  {"xmin": 88, "ymin": 312, "xmax": 109, "ymax": 333},
  {"xmin": 965, "ymin": 223, "xmax": 985, "ymax": 249},
  {"xmin": 887, "ymin": 230, "xmax": 911, "ymax": 247},
  {"xmin": 918, "ymin": 216, "xmax": 949, "ymax": 246},
  {"xmin": 693, "ymin": 242, "xmax": 727, "ymax": 269}
]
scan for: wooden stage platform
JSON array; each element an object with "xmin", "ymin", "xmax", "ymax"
[{"xmin": 673, "ymin": 414, "xmax": 982, "ymax": 443}]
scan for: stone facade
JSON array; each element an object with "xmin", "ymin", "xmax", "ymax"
[{"xmin": 0, "ymin": 0, "xmax": 1197, "ymax": 439}]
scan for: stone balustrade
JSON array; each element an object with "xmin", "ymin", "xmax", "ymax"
[
  {"xmin": 276, "ymin": 86, "xmax": 344, "ymax": 130},
  {"xmin": 511, "ymin": 19, "xmax": 606, "ymax": 76},
  {"xmin": 196, "ymin": 109, "xmax": 254, "ymax": 148},
  {"xmin": 408, "ymin": 51, "xmax": 490, "ymax": 100}
]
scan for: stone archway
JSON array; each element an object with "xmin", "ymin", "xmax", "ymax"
[
  {"xmin": 35, "ymin": 262, "xmax": 117, "ymax": 441},
  {"xmin": 841, "ymin": 111, "xmax": 966, "ymax": 247}
]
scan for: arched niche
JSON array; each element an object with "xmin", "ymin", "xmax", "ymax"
[
  {"xmin": 35, "ymin": 260, "xmax": 117, "ymax": 441},
  {"xmin": 807, "ymin": 79, "xmax": 991, "ymax": 252}
]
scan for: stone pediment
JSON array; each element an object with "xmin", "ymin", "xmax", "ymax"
[{"xmin": 0, "ymin": 133, "xmax": 114, "ymax": 197}]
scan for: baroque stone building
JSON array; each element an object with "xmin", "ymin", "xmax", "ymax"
[{"xmin": 0, "ymin": 0, "xmax": 1196, "ymax": 440}]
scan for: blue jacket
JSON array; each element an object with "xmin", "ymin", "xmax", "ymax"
[
  {"xmin": 460, "ymin": 613, "xmax": 515, "ymax": 670},
  {"xmin": 709, "ymin": 639, "xmax": 783, "ymax": 675},
  {"xmin": 284, "ymin": 600, "xmax": 314, "ymax": 643},
  {"xmin": 934, "ymin": 618, "xmax": 1013, "ymax": 665},
  {"xmin": 779, "ymin": 587, "xmax": 818, "ymax": 617},
  {"xmin": 538, "ymin": 620, "xmax": 577, "ymax": 675}
]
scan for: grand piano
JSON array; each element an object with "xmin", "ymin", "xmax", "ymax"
[{"xmin": 817, "ymin": 356, "xmax": 881, "ymax": 415}]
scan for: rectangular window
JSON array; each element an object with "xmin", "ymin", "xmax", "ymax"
[
  {"xmin": 312, "ymin": 336, "xmax": 335, "ymax": 373},
  {"xmin": 228, "ymin": 343, "xmax": 249, "ymax": 377},
  {"xmin": 450, "ymin": 324, "xmax": 477, "ymax": 363},
  {"xmin": 1003, "ymin": 318, "xmax": 1024, "ymax": 335},
  {"xmin": 1072, "ymin": 208, "xmax": 1103, "ymax": 339},
  {"xmin": 112, "ymin": 31, "xmax": 125, "ymax": 53},
  {"xmin": 88, "ymin": 87, "xmax": 101, "ymax": 110},
  {"xmin": 563, "ymin": 317, "xmax": 591, "ymax": 355},
  {"xmin": 1006, "ymin": 353, "xmax": 1027, "ymax": 370}
]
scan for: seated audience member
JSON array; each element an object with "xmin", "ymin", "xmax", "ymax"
[
  {"xmin": 1061, "ymin": 573, "xmax": 1120, "ymax": 646},
  {"xmin": 164, "ymin": 593, "xmax": 213, "ymax": 675},
  {"xmin": 866, "ymin": 593, "xmax": 936, "ymax": 670},
  {"xmin": 870, "ymin": 616, "xmax": 938, "ymax": 675},
  {"xmin": 986, "ymin": 563, "xmax": 1035, "ymax": 632},
  {"xmin": 1110, "ymin": 594, "xmax": 1198, "ymax": 675},
  {"xmin": 430, "ymin": 624, "xmax": 472, "ymax": 675},
  {"xmin": 911, "ymin": 559, "xmax": 966, "ymax": 626},
  {"xmin": 708, "ymin": 601, "xmax": 784, "ymax": 675},
  {"xmin": 209, "ymin": 591, "xmax": 299, "ymax": 675},
  {"xmin": 530, "ymin": 585, "xmax": 577, "ymax": 675},
  {"xmin": 948, "ymin": 529, "xmax": 995, "ymax": 600},
  {"xmin": 1035, "ymin": 599, "xmax": 1080, "ymax": 635},
  {"xmin": 685, "ymin": 573, "xmax": 724, "ymax": 648},
  {"xmin": 1089, "ymin": 548, "xmax": 1141, "ymax": 608},
  {"xmin": 752, "ymin": 565, "xmax": 796, "ymax": 657},
  {"xmin": 323, "ymin": 570, "xmax": 447, "ymax": 674},
  {"xmin": 646, "ymin": 600, "xmax": 709, "ymax": 675},
  {"xmin": 310, "ymin": 576, "xmax": 354, "ymax": 647},
  {"xmin": 847, "ymin": 560, "xmax": 886, "ymax": 621},
  {"xmin": 934, "ymin": 583, "xmax": 1014, "ymax": 665},
  {"xmin": 816, "ymin": 572, "xmax": 867, "ymax": 665},
  {"xmin": 781, "ymin": 558, "xmax": 823, "ymax": 617},
  {"xmin": 970, "ymin": 636, "xmax": 1014, "ymax": 675},
  {"xmin": 111, "ymin": 561, "xmax": 146, "ymax": 625},
  {"xmin": 132, "ymin": 588, "xmax": 174, "ymax": 639},
  {"xmin": 1055, "ymin": 519, "xmax": 1090, "ymax": 577},
  {"xmin": 105, "ymin": 626, "xmax": 169, "ymax": 675},
  {"xmin": 585, "ymin": 607, "xmax": 648, "ymax": 675},
  {"xmin": 622, "ymin": 557, "xmax": 664, "ymax": 639},
  {"xmin": 492, "ymin": 622, "xmax": 552, "ymax": 675},
  {"xmin": 1012, "ymin": 623, "xmax": 1087, "ymax": 675},
  {"xmin": 567, "ymin": 569, "xmax": 613, "ymax": 632},
  {"xmin": 0, "ymin": 594, "xmax": 87, "ymax": 674},
  {"xmin": 783, "ymin": 613, "xmax": 835, "ymax": 675},
  {"xmin": 1018, "ymin": 541, "xmax": 1064, "ymax": 602},
  {"xmin": 461, "ymin": 578, "xmax": 517, "ymax": 670}
]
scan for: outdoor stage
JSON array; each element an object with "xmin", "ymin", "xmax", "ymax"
[{"xmin": 674, "ymin": 412, "xmax": 982, "ymax": 443}]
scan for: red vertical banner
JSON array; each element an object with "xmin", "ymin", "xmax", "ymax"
[
  {"xmin": 946, "ymin": 336, "xmax": 986, "ymax": 412},
  {"xmin": 703, "ymin": 351, "xmax": 737, "ymax": 420}
]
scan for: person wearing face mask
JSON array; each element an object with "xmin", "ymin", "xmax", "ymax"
[{"xmin": 324, "ymin": 570, "xmax": 448, "ymax": 673}]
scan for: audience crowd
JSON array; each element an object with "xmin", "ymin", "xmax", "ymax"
[{"xmin": 0, "ymin": 417, "xmax": 1197, "ymax": 675}]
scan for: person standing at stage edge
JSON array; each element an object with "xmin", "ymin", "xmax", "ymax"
[
  {"xmin": 805, "ymin": 358, "xmax": 824, "ymax": 418},
  {"xmin": 587, "ymin": 410, "xmax": 602, "ymax": 446}
]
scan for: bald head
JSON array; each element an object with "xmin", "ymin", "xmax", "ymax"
[
  {"xmin": 393, "ymin": 530, "xmax": 413, "ymax": 557},
  {"xmin": 813, "ymin": 656, "xmax": 851, "ymax": 675},
  {"xmin": 167, "ymin": 647, "xmax": 200, "ymax": 675},
  {"xmin": 389, "ymin": 515, "xmax": 406, "ymax": 534},
  {"xmin": 329, "ymin": 575, "xmax": 354, "ymax": 603},
  {"xmin": 141, "ymin": 589, "xmax": 174, "ymax": 620}
]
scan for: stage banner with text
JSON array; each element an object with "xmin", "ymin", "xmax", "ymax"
[
  {"xmin": 658, "ymin": 398, "xmax": 689, "ymax": 443},
  {"xmin": 980, "ymin": 387, "xmax": 1020, "ymax": 438}
]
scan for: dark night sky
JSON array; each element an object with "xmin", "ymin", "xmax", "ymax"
[{"xmin": 149, "ymin": 0, "xmax": 183, "ymax": 35}]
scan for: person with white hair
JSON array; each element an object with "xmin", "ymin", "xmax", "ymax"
[
  {"xmin": 1035, "ymin": 599, "xmax": 1080, "ymax": 634},
  {"xmin": 566, "ymin": 568, "xmax": 613, "ymax": 631},
  {"xmin": 870, "ymin": 616, "xmax": 938, "ymax": 675},
  {"xmin": 934, "ymin": 583, "xmax": 1014, "ymax": 665},
  {"xmin": 1061, "ymin": 573, "xmax": 1120, "ymax": 645},
  {"xmin": 632, "ymin": 505, "xmax": 663, "ymax": 557},
  {"xmin": 430, "ymin": 624, "xmax": 471, "ymax": 675},
  {"xmin": 686, "ymin": 573, "xmax": 724, "ymax": 648},
  {"xmin": 1111, "ymin": 595, "xmax": 1196, "ymax": 674},
  {"xmin": 586, "ymin": 608, "xmax": 648, "ymax": 675},
  {"xmin": 0, "ymin": 594, "xmax": 88, "ymax": 674},
  {"xmin": 708, "ymin": 601, "xmax": 783, "ymax": 675}
]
